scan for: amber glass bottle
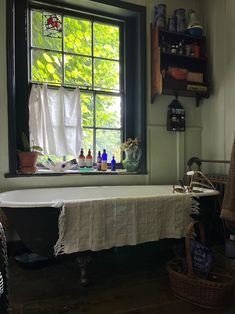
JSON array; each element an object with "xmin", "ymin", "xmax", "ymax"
[
  {"xmin": 78, "ymin": 148, "xmax": 85, "ymax": 168},
  {"xmin": 86, "ymin": 149, "xmax": 93, "ymax": 168}
]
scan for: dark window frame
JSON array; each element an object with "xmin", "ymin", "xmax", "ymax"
[
  {"xmin": 6, "ymin": 0, "xmax": 147, "ymax": 176},
  {"xmin": 30, "ymin": 7, "xmax": 124, "ymax": 162}
]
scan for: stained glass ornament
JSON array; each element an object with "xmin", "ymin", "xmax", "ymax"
[{"xmin": 43, "ymin": 13, "xmax": 62, "ymax": 38}]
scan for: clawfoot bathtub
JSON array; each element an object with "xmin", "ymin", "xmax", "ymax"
[{"xmin": 0, "ymin": 185, "xmax": 219, "ymax": 285}]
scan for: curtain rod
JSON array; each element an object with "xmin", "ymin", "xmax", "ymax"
[
  {"xmin": 30, "ymin": 82, "xmax": 122, "ymax": 95},
  {"xmin": 30, "ymin": 82, "xmax": 83, "ymax": 90}
]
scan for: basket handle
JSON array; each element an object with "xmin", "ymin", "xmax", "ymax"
[{"xmin": 185, "ymin": 220, "xmax": 206, "ymax": 277}]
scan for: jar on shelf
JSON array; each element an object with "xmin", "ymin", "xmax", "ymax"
[
  {"xmin": 154, "ymin": 3, "xmax": 166, "ymax": 29},
  {"xmin": 186, "ymin": 10, "xmax": 203, "ymax": 37},
  {"xmin": 175, "ymin": 8, "xmax": 186, "ymax": 33},
  {"xmin": 194, "ymin": 43, "xmax": 200, "ymax": 58},
  {"xmin": 161, "ymin": 35, "xmax": 167, "ymax": 53},
  {"xmin": 167, "ymin": 15, "xmax": 176, "ymax": 32}
]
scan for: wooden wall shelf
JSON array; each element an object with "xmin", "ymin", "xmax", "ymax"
[{"xmin": 151, "ymin": 24, "xmax": 210, "ymax": 106}]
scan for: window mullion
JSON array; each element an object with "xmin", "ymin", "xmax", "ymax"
[
  {"xmin": 91, "ymin": 22, "xmax": 96, "ymax": 159},
  {"xmin": 91, "ymin": 21, "xmax": 94, "ymax": 91},
  {"xmin": 93, "ymin": 91, "xmax": 97, "ymax": 160},
  {"xmin": 62, "ymin": 14, "xmax": 65, "ymax": 84}
]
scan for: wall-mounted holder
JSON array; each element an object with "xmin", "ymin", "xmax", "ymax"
[{"xmin": 167, "ymin": 95, "xmax": 185, "ymax": 131}]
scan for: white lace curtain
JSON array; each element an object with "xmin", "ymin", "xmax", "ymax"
[{"xmin": 29, "ymin": 84, "xmax": 82, "ymax": 156}]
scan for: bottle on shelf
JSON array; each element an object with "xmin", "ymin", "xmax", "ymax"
[
  {"xmin": 170, "ymin": 43, "xmax": 177, "ymax": 54},
  {"xmin": 178, "ymin": 40, "xmax": 184, "ymax": 55},
  {"xmin": 101, "ymin": 149, "xmax": 108, "ymax": 171},
  {"xmin": 96, "ymin": 151, "xmax": 102, "ymax": 171},
  {"xmin": 167, "ymin": 15, "xmax": 176, "ymax": 33},
  {"xmin": 161, "ymin": 35, "xmax": 167, "ymax": 53},
  {"xmin": 78, "ymin": 148, "xmax": 86, "ymax": 168},
  {"xmin": 85, "ymin": 149, "xmax": 93, "ymax": 168},
  {"xmin": 193, "ymin": 42, "xmax": 200, "ymax": 58},
  {"xmin": 111, "ymin": 155, "xmax": 116, "ymax": 171}
]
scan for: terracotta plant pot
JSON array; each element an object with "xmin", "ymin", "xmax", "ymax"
[{"xmin": 18, "ymin": 152, "xmax": 39, "ymax": 174}]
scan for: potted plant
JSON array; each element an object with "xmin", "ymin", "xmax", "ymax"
[{"xmin": 18, "ymin": 132, "xmax": 43, "ymax": 174}]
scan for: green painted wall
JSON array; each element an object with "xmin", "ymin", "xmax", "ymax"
[
  {"xmin": 201, "ymin": 0, "xmax": 234, "ymax": 175},
  {"xmin": 0, "ymin": 0, "xmax": 205, "ymax": 191}
]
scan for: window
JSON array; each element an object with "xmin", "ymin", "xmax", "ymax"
[
  {"xmin": 30, "ymin": 8, "xmax": 123, "ymax": 162},
  {"xmin": 6, "ymin": 0, "xmax": 146, "ymax": 175}
]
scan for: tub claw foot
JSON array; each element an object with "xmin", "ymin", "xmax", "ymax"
[{"xmin": 77, "ymin": 254, "xmax": 91, "ymax": 287}]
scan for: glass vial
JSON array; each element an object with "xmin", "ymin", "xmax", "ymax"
[
  {"xmin": 101, "ymin": 149, "xmax": 108, "ymax": 171},
  {"xmin": 111, "ymin": 155, "xmax": 116, "ymax": 171},
  {"xmin": 96, "ymin": 151, "xmax": 102, "ymax": 171}
]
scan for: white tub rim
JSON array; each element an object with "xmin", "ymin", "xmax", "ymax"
[{"xmin": 0, "ymin": 185, "xmax": 219, "ymax": 208}]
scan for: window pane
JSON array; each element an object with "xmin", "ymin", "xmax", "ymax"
[
  {"xmin": 96, "ymin": 95, "xmax": 121, "ymax": 128},
  {"xmin": 83, "ymin": 128, "xmax": 93, "ymax": 158},
  {"xmin": 31, "ymin": 50, "xmax": 62, "ymax": 83},
  {"xmin": 31, "ymin": 10, "xmax": 62, "ymax": 51},
  {"xmin": 94, "ymin": 23, "xmax": 119, "ymax": 60},
  {"xmin": 96, "ymin": 130, "xmax": 121, "ymax": 163},
  {"xmin": 81, "ymin": 93, "xmax": 94, "ymax": 126},
  {"xmin": 64, "ymin": 17, "xmax": 92, "ymax": 55},
  {"xmin": 30, "ymin": 8, "xmax": 124, "ymax": 165},
  {"xmin": 94, "ymin": 59, "xmax": 119, "ymax": 91},
  {"xmin": 64, "ymin": 55, "xmax": 92, "ymax": 87}
]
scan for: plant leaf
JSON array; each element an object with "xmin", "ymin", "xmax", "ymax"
[
  {"xmin": 21, "ymin": 132, "xmax": 30, "ymax": 152},
  {"xmin": 32, "ymin": 145, "xmax": 43, "ymax": 152}
]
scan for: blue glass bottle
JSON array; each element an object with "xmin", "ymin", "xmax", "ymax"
[
  {"xmin": 101, "ymin": 149, "xmax": 108, "ymax": 171},
  {"xmin": 111, "ymin": 155, "xmax": 116, "ymax": 171}
]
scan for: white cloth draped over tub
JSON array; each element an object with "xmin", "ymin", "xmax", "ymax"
[
  {"xmin": 54, "ymin": 194, "xmax": 192, "ymax": 255},
  {"xmin": 29, "ymin": 84, "xmax": 82, "ymax": 156}
]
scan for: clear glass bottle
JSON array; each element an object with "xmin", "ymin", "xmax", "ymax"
[{"xmin": 96, "ymin": 151, "xmax": 102, "ymax": 171}]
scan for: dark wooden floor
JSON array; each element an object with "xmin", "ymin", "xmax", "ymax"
[{"xmin": 8, "ymin": 241, "xmax": 235, "ymax": 314}]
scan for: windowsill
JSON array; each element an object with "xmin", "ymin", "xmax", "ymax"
[{"xmin": 5, "ymin": 169, "xmax": 146, "ymax": 178}]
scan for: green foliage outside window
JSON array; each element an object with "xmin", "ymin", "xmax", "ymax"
[{"xmin": 31, "ymin": 10, "xmax": 122, "ymax": 163}]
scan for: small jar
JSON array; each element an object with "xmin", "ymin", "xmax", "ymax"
[
  {"xmin": 154, "ymin": 4, "xmax": 166, "ymax": 29},
  {"xmin": 170, "ymin": 44, "xmax": 177, "ymax": 54},
  {"xmin": 185, "ymin": 44, "xmax": 191, "ymax": 56},
  {"xmin": 175, "ymin": 8, "xmax": 186, "ymax": 33},
  {"xmin": 194, "ymin": 44, "xmax": 200, "ymax": 58},
  {"xmin": 167, "ymin": 15, "xmax": 176, "ymax": 33},
  {"xmin": 178, "ymin": 41, "xmax": 184, "ymax": 55}
]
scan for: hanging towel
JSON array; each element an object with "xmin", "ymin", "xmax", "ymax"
[
  {"xmin": 54, "ymin": 194, "xmax": 192, "ymax": 255},
  {"xmin": 29, "ymin": 84, "xmax": 82, "ymax": 156},
  {"xmin": 221, "ymin": 136, "xmax": 235, "ymax": 222}
]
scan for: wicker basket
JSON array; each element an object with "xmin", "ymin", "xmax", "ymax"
[
  {"xmin": 212, "ymin": 245, "xmax": 235, "ymax": 274},
  {"xmin": 167, "ymin": 221, "xmax": 235, "ymax": 309},
  {"xmin": 0, "ymin": 210, "xmax": 9, "ymax": 229}
]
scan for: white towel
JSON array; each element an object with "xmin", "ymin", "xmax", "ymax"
[
  {"xmin": 29, "ymin": 84, "xmax": 82, "ymax": 156},
  {"xmin": 54, "ymin": 194, "xmax": 192, "ymax": 255}
]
